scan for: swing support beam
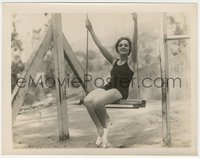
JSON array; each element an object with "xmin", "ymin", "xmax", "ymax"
[
  {"xmin": 160, "ymin": 13, "xmax": 171, "ymax": 146},
  {"xmin": 51, "ymin": 14, "xmax": 69, "ymax": 140},
  {"xmin": 160, "ymin": 13, "xmax": 190, "ymax": 146},
  {"xmin": 11, "ymin": 13, "xmax": 94, "ymax": 141}
]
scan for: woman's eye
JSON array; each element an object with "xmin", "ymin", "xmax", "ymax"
[
  {"xmin": 119, "ymin": 44, "xmax": 123, "ymax": 47},
  {"xmin": 124, "ymin": 44, "xmax": 128, "ymax": 47}
]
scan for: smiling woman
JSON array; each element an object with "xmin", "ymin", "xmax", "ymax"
[{"xmin": 83, "ymin": 16, "xmax": 137, "ymax": 148}]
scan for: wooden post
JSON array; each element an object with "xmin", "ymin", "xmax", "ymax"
[
  {"xmin": 132, "ymin": 12, "xmax": 141, "ymax": 100},
  {"xmin": 51, "ymin": 14, "xmax": 69, "ymax": 140},
  {"xmin": 160, "ymin": 13, "xmax": 171, "ymax": 146},
  {"xmin": 12, "ymin": 24, "xmax": 52, "ymax": 123}
]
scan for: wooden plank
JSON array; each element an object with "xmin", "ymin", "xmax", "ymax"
[
  {"xmin": 116, "ymin": 99, "xmax": 144, "ymax": 104},
  {"xmin": 106, "ymin": 99, "xmax": 146, "ymax": 109},
  {"xmin": 62, "ymin": 34, "xmax": 94, "ymax": 94},
  {"xmin": 160, "ymin": 13, "xmax": 171, "ymax": 146},
  {"xmin": 51, "ymin": 14, "xmax": 69, "ymax": 140},
  {"xmin": 12, "ymin": 24, "xmax": 52, "ymax": 123},
  {"xmin": 166, "ymin": 35, "xmax": 190, "ymax": 41}
]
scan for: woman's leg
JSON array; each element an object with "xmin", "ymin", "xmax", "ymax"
[
  {"xmin": 92, "ymin": 88, "xmax": 122, "ymax": 148},
  {"xmin": 93, "ymin": 89, "xmax": 123, "ymax": 128},
  {"xmin": 84, "ymin": 88, "xmax": 106, "ymax": 137},
  {"xmin": 84, "ymin": 88, "xmax": 122, "ymax": 147}
]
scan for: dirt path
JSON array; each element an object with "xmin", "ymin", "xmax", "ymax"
[{"xmin": 13, "ymin": 100, "xmax": 191, "ymax": 148}]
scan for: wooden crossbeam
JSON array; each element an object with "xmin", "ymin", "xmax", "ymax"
[
  {"xmin": 51, "ymin": 14, "xmax": 69, "ymax": 140},
  {"xmin": 165, "ymin": 34, "xmax": 190, "ymax": 41},
  {"xmin": 12, "ymin": 24, "xmax": 52, "ymax": 123},
  {"xmin": 106, "ymin": 99, "xmax": 146, "ymax": 109},
  {"xmin": 62, "ymin": 34, "xmax": 94, "ymax": 94}
]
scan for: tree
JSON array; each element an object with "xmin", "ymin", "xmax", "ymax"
[{"xmin": 11, "ymin": 15, "xmax": 25, "ymax": 91}]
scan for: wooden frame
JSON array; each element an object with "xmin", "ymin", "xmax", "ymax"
[
  {"xmin": 11, "ymin": 13, "xmax": 94, "ymax": 140},
  {"xmin": 160, "ymin": 13, "xmax": 190, "ymax": 146},
  {"xmin": 165, "ymin": 35, "xmax": 190, "ymax": 41},
  {"xmin": 51, "ymin": 14, "xmax": 69, "ymax": 140},
  {"xmin": 160, "ymin": 13, "xmax": 171, "ymax": 146}
]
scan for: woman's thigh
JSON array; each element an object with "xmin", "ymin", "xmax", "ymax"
[
  {"xmin": 84, "ymin": 88, "xmax": 106, "ymax": 103},
  {"xmin": 94, "ymin": 88, "xmax": 123, "ymax": 105}
]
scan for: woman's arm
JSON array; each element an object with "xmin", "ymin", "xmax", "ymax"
[
  {"xmin": 128, "ymin": 13, "xmax": 138, "ymax": 72},
  {"xmin": 86, "ymin": 19, "xmax": 115, "ymax": 64}
]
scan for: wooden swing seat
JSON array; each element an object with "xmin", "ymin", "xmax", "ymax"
[{"xmin": 106, "ymin": 99, "xmax": 146, "ymax": 109}]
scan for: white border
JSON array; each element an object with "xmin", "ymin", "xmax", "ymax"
[{"xmin": 1, "ymin": 1, "xmax": 199, "ymax": 158}]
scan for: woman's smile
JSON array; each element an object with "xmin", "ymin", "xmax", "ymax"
[{"xmin": 120, "ymin": 47, "xmax": 128, "ymax": 52}]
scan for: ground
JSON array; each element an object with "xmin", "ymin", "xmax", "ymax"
[{"xmin": 13, "ymin": 99, "xmax": 191, "ymax": 148}]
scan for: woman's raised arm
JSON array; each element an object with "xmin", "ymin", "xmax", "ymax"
[
  {"xmin": 128, "ymin": 13, "xmax": 138, "ymax": 72},
  {"xmin": 86, "ymin": 19, "xmax": 115, "ymax": 64}
]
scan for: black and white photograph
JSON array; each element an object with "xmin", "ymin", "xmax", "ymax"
[{"xmin": 2, "ymin": 3, "xmax": 198, "ymax": 155}]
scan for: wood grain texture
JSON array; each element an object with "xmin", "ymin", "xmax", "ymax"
[
  {"xmin": 160, "ymin": 13, "xmax": 171, "ymax": 146},
  {"xmin": 51, "ymin": 14, "xmax": 69, "ymax": 140}
]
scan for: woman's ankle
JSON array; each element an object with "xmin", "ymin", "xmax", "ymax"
[
  {"xmin": 102, "ymin": 128, "xmax": 109, "ymax": 141},
  {"xmin": 98, "ymin": 128, "xmax": 104, "ymax": 137}
]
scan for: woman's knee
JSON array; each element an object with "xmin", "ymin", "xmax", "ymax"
[
  {"xmin": 93, "ymin": 98, "xmax": 104, "ymax": 110},
  {"xmin": 83, "ymin": 97, "xmax": 94, "ymax": 107}
]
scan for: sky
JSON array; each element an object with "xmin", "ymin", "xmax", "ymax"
[{"xmin": 13, "ymin": 12, "xmax": 187, "ymax": 62}]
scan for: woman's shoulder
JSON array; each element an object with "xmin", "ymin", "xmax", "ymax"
[
  {"xmin": 127, "ymin": 57, "xmax": 135, "ymax": 72},
  {"xmin": 112, "ymin": 58, "xmax": 119, "ymax": 65}
]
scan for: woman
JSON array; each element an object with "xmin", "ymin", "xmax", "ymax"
[{"xmin": 84, "ymin": 18, "xmax": 135, "ymax": 148}]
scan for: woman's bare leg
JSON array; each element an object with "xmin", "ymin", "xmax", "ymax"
[
  {"xmin": 93, "ymin": 89, "xmax": 122, "ymax": 148},
  {"xmin": 93, "ymin": 89, "xmax": 122, "ymax": 128},
  {"xmin": 84, "ymin": 89, "xmax": 106, "ymax": 137}
]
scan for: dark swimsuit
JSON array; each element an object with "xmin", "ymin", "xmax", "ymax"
[{"xmin": 102, "ymin": 59, "xmax": 134, "ymax": 99}]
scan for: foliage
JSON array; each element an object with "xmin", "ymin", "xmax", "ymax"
[{"xmin": 11, "ymin": 15, "xmax": 25, "ymax": 91}]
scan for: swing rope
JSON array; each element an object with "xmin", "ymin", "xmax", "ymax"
[
  {"xmin": 85, "ymin": 13, "xmax": 89, "ymax": 89},
  {"xmin": 132, "ymin": 12, "xmax": 141, "ymax": 100}
]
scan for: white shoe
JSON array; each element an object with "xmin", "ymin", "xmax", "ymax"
[
  {"xmin": 96, "ymin": 136, "xmax": 102, "ymax": 147},
  {"xmin": 101, "ymin": 128, "xmax": 110, "ymax": 148}
]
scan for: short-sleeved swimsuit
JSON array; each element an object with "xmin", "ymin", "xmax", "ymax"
[{"xmin": 102, "ymin": 59, "xmax": 134, "ymax": 99}]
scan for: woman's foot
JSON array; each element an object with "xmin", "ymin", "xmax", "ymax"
[
  {"xmin": 96, "ymin": 128, "xmax": 110, "ymax": 148},
  {"xmin": 101, "ymin": 128, "xmax": 110, "ymax": 148},
  {"xmin": 96, "ymin": 135, "xmax": 102, "ymax": 147}
]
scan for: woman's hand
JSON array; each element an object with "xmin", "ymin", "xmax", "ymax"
[
  {"xmin": 85, "ymin": 19, "xmax": 93, "ymax": 31},
  {"xmin": 131, "ymin": 12, "xmax": 137, "ymax": 20}
]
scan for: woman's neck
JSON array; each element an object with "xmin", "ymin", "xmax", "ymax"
[{"xmin": 119, "ymin": 55, "xmax": 128, "ymax": 62}]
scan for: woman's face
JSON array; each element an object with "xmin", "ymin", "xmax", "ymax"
[{"xmin": 117, "ymin": 40, "xmax": 130, "ymax": 56}]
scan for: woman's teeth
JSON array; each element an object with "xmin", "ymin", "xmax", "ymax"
[{"xmin": 120, "ymin": 48, "xmax": 127, "ymax": 52}]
